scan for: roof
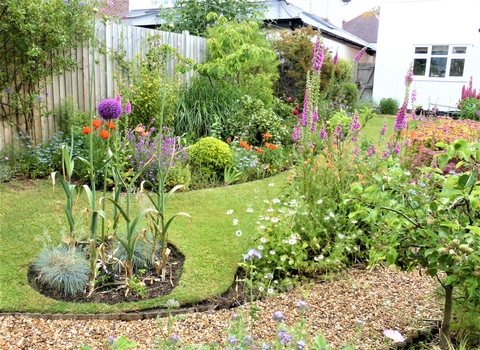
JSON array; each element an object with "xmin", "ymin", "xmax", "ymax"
[
  {"xmin": 121, "ymin": 0, "xmax": 375, "ymax": 54},
  {"xmin": 342, "ymin": 11, "xmax": 379, "ymax": 44}
]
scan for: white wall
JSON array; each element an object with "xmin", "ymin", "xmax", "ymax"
[
  {"xmin": 323, "ymin": 37, "xmax": 375, "ymax": 64},
  {"xmin": 130, "ymin": 0, "xmax": 176, "ymax": 11},
  {"xmin": 373, "ymin": 0, "xmax": 480, "ymax": 112}
]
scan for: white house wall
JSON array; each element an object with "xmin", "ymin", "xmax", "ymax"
[
  {"xmin": 322, "ymin": 37, "xmax": 375, "ymax": 64},
  {"xmin": 373, "ymin": 0, "xmax": 480, "ymax": 112}
]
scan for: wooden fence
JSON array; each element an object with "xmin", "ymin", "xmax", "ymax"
[{"xmin": 0, "ymin": 22, "xmax": 207, "ymax": 152}]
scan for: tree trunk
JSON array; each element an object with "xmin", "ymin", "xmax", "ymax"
[{"xmin": 439, "ymin": 284, "xmax": 454, "ymax": 349}]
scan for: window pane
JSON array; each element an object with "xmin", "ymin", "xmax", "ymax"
[
  {"xmin": 452, "ymin": 46, "xmax": 467, "ymax": 54},
  {"xmin": 413, "ymin": 59, "xmax": 427, "ymax": 76},
  {"xmin": 432, "ymin": 45, "xmax": 448, "ymax": 55},
  {"xmin": 429, "ymin": 57, "xmax": 447, "ymax": 77},
  {"xmin": 450, "ymin": 59, "xmax": 465, "ymax": 77},
  {"xmin": 415, "ymin": 47, "xmax": 428, "ymax": 54}
]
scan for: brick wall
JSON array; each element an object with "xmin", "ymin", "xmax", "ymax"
[{"xmin": 101, "ymin": 0, "xmax": 129, "ymax": 18}]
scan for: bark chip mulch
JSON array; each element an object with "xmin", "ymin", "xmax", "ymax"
[{"xmin": 0, "ymin": 266, "xmax": 441, "ymax": 349}]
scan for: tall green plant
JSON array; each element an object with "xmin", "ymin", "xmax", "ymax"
[
  {"xmin": 0, "ymin": 0, "xmax": 94, "ymax": 136},
  {"xmin": 346, "ymin": 139, "xmax": 480, "ymax": 349}
]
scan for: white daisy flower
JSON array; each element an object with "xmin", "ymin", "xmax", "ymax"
[
  {"xmin": 351, "ymin": 220, "xmax": 358, "ymax": 224},
  {"xmin": 233, "ymin": 219, "xmax": 239, "ymax": 225},
  {"xmin": 226, "ymin": 209, "xmax": 233, "ymax": 215},
  {"xmin": 267, "ymin": 208, "xmax": 274, "ymax": 213},
  {"xmin": 268, "ymin": 183, "xmax": 274, "ymax": 187},
  {"xmin": 289, "ymin": 239, "xmax": 297, "ymax": 245},
  {"xmin": 267, "ymin": 288, "xmax": 274, "ymax": 294},
  {"xmin": 235, "ymin": 230, "xmax": 242, "ymax": 237},
  {"xmin": 263, "ymin": 200, "xmax": 270, "ymax": 204},
  {"xmin": 259, "ymin": 286, "xmax": 264, "ymax": 291},
  {"xmin": 246, "ymin": 208, "xmax": 254, "ymax": 213},
  {"xmin": 338, "ymin": 234, "xmax": 344, "ymax": 239},
  {"xmin": 329, "ymin": 212, "xmax": 335, "ymax": 218},
  {"xmin": 317, "ymin": 199, "xmax": 323, "ymax": 204},
  {"xmin": 280, "ymin": 256, "xmax": 286, "ymax": 261},
  {"xmin": 259, "ymin": 225, "xmax": 266, "ymax": 230},
  {"xmin": 324, "ymin": 217, "xmax": 330, "ymax": 221},
  {"xmin": 273, "ymin": 198, "xmax": 280, "ymax": 204},
  {"xmin": 271, "ymin": 217, "xmax": 279, "ymax": 223},
  {"xmin": 270, "ymin": 250, "xmax": 276, "ymax": 255},
  {"xmin": 264, "ymin": 216, "xmax": 270, "ymax": 221},
  {"xmin": 258, "ymin": 245, "xmax": 264, "ymax": 250},
  {"xmin": 260, "ymin": 237, "xmax": 267, "ymax": 243}
]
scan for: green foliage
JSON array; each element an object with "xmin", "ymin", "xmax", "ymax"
[
  {"xmin": 55, "ymin": 97, "xmax": 89, "ymax": 134},
  {"xmin": 379, "ymin": 97, "xmax": 399, "ymax": 115},
  {"xmin": 160, "ymin": 0, "xmax": 265, "ymax": 37},
  {"xmin": 458, "ymin": 97, "xmax": 480, "ymax": 120},
  {"xmin": 117, "ymin": 39, "xmax": 186, "ymax": 131},
  {"xmin": 225, "ymin": 95, "xmax": 290, "ymax": 147},
  {"xmin": 342, "ymin": 82, "xmax": 359, "ymax": 109},
  {"xmin": 33, "ymin": 246, "xmax": 89, "ymax": 297},
  {"xmin": 173, "ymin": 76, "xmax": 243, "ymax": 140},
  {"xmin": 197, "ymin": 15, "xmax": 278, "ymax": 107},
  {"xmin": 188, "ymin": 137, "xmax": 234, "ymax": 179},
  {"xmin": 0, "ymin": 0, "xmax": 95, "ymax": 135},
  {"xmin": 165, "ymin": 162, "xmax": 191, "ymax": 190}
]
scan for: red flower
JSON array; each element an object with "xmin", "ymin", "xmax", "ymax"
[
  {"xmin": 263, "ymin": 132, "xmax": 272, "ymax": 139},
  {"xmin": 82, "ymin": 126, "xmax": 91, "ymax": 135},
  {"xmin": 287, "ymin": 97, "xmax": 292, "ymax": 102},
  {"xmin": 293, "ymin": 110, "xmax": 299, "ymax": 115},
  {"xmin": 92, "ymin": 119, "xmax": 101, "ymax": 129},
  {"xmin": 100, "ymin": 130, "xmax": 109, "ymax": 139},
  {"xmin": 105, "ymin": 121, "xmax": 115, "ymax": 129}
]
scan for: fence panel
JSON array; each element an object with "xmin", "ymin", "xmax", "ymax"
[{"xmin": 0, "ymin": 23, "xmax": 207, "ymax": 152}]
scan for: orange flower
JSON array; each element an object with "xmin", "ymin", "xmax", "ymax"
[
  {"xmin": 411, "ymin": 129, "xmax": 417, "ymax": 139},
  {"xmin": 92, "ymin": 119, "xmax": 101, "ymax": 129},
  {"xmin": 226, "ymin": 137, "xmax": 232, "ymax": 143},
  {"xmin": 263, "ymin": 132, "xmax": 272, "ymax": 139},
  {"xmin": 255, "ymin": 147, "xmax": 264, "ymax": 153},
  {"xmin": 100, "ymin": 130, "xmax": 109, "ymax": 139},
  {"xmin": 246, "ymin": 145, "xmax": 253, "ymax": 151},
  {"xmin": 239, "ymin": 140, "xmax": 247, "ymax": 148},
  {"xmin": 105, "ymin": 121, "xmax": 115, "ymax": 129},
  {"xmin": 265, "ymin": 142, "xmax": 271, "ymax": 148},
  {"xmin": 82, "ymin": 126, "xmax": 91, "ymax": 135},
  {"xmin": 269, "ymin": 144, "xmax": 278, "ymax": 150},
  {"xmin": 401, "ymin": 129, "xmax": 407, "ymax": 137}
]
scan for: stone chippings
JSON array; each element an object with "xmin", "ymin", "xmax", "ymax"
[{"xmin": 0, "ymin": 267, "xmax": 441, "ymax": 349}]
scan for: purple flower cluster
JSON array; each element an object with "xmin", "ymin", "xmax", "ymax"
[
  {"xmin": 277, "ymin": 330, "xmax": 292, "ymax": 345},
  {"xmin": 243, "ymin": 248, "xmax": 262, "ymax": 261},
  {"xmin": 379, "ymin": 121, "xmax": 387, "ymax": 136},
  {"xmin": 272, "ymin": 311, "xmax": 285, "ymax": 322},
  {"xmin": 320, "ymin": 124, "xmax": 327, "ymax": 139},
  {"xmin": 393, "ymin": 102, "xmax": 408, "ymax": 131},
  {"xmin": 98, "ymin": 98, "xmax": 122, "ymax": 120},
  {"xmin": 311, "ymin": 38, "xmax": 325, "ymax": 73},
  {"xmin": 125, "ymin": 127, "xmax": 188, "ymax": 186},
  {"xmin": 349, "ymin": 112, "xmax": 361, "ymax": 142},
  {"xmin": 354, "ymin": 47, "xmax": 367, "ymax": 62}
]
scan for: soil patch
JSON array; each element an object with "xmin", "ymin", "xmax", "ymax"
[{"xmin": 27, "ymin": 244, "xmax": 185, "ymax": 305}]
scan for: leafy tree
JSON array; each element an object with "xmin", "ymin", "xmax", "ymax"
[
  {"xmin": 0, "ymin": 0, "xmax": 95, "ymax": 136},
  {"xmin": 159, "ymin": 0, "xmax": 265, "ymax": 37}
]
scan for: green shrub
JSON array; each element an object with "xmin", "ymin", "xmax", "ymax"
[
  {"xmin": 55, "ymin": 97, "xmax": 89, "ymax": 134},
  {"xmin": 33, "ymin": 246, "xmax": 89, "ymax": 297},
  {"xmin": 188, "ymin": 137, "xmax": 234, "ymax": 179},
  {"xmin": 342, "ymin": 82, "xmax": 359, "ymax": 109},
  {"xmin": 225, "ymin": 95, "xmax": 290, "ymax": 146},
  {"xmin": 165, "ymin": 162, "xmax": 191, "ymax": 190},
  {"xmin": 174, "ymin": 76, "xmax": 243, "ymax": 140},
  {"xmin": 379, "ymin": 97, "xmax": 399, "ymax": 115}
]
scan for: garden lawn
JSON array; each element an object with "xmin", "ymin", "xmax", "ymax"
[{"xmin": 0, "ymin": 172, "xmax": 289, "ymax": 314}]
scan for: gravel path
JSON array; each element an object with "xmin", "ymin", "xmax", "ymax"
[{"xmin": 0, "ymin": 266, "xmax": 441, "ymax": 349}]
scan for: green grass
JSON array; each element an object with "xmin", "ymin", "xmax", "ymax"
[
  {"xmin": 0, "ymin": 172, "xmax": 289, "ymax": 314},
  {"xmin": 361, "ymin": 115, "xmax": 395, "ymax": 143}
]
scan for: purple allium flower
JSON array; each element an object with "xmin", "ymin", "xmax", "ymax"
[
  {"xmin": 297, "ymin": 340, "xmax": 307, "ymax": 350},
  {"xmin": 296, "ymin": 300, "xmax": 308, "ymax": 311},
  {"xmin": 98, "ymin": 98, "xmax": 122, "ymax": 120},
  {"xmin": 277, "ymin": 330, "xmax": 292, "ymax": 345},
  {"xmin": 244, "ymin": 249, "xmax": 262, "ymax": 261},
  {"xmin": 354, "ymin": 47, "xmax": 367, "ymax": 62},
  {"xmin": 125, "ymin": 100, "xmax": 132, "ymax": 115},
  {"xmin": 292, "ymin": 124, "xmax": 301, "ymax": 142},
  {"xmin": 320, "ymin": 124, "xmax": 327, "ymax": 139},
  {"xmin": 272, "ymin": 311, "xmax": 285, "ymax": 322},
  {"xmin": 228, "ymin": 336, "xmax": 237, "ymax": 344},
  {"xmin": 333, "ymin": 49, "xmax": 338, "ymax": 65}
]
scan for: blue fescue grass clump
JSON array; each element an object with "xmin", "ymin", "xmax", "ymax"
[{"xmin": 33, "ymin": 246, "xmax": 89, "ymax": 297}]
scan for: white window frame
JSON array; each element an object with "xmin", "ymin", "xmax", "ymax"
[
  {"xmin": 412, "ymin": 44, "xmax": 469, "ymax": 80},
  {"xmin": 151, "ymin": 0, "xmax": 176, "ymax": 7}
]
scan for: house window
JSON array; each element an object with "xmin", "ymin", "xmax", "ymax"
[
  {"xmin": 413, "ymin": 45, "xmax": 467, "ymax": 78},
  {"xmin": 152, "ymin": 0, "xmax": 176, "ymax": 6}
]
